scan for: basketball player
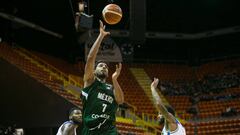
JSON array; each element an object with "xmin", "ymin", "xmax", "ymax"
[
  {"xmin": 81, "ymin": 20, "xmax": 124, "ymax": 135},
  {"xmin": 151, "ymin": 78, "xmax": 186, "ymax": 135},
  {"xmin": 56, "ymin": 108, "xmax": 82, "ymax": 135}
]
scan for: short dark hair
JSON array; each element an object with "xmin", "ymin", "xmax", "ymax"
[
  {"xmin": 69, "ymin": 107, "xmax": 81, "ymax": 116},
  {"xmin": 165, "ymin": 105, "xmax": 175, "ymax": 116},
  {"xmin": 94, "ymin": 60, "xmax": 109, "ymax": 69}
]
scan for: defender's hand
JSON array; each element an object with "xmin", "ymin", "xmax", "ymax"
[{"xmin": 151, "ymin": 78, "xmax": 159, "ymax": 89}]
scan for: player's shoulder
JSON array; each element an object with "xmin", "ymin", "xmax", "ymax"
[
  {"xmin": 176, "ymin": 122, "xmax": 186, "ymax": 135},
  {"xmin": 62, "ymin": 121, "xmax": 74, "ymax": 127}
]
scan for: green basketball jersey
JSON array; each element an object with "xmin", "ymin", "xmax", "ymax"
[{"xmin": 81, "ymin": 79, "xmax": 118, "ymax": 134}]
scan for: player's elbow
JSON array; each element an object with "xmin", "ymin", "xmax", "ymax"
[
  {"xmin": 118, "ymin": 100, "xmax": 124, "ymax": 105},
  {"xmin": 116, "ymin": 97, "xmax": 124, "ymax": 104}
]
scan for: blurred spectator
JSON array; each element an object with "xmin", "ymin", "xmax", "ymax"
[
  {"xmin": 221, "ymin": 107, "xmax": 237, "ymax": 117},
  {"xmin": 187, "ymin": 106, "xmax": 197, "ymax": 115},
  {"xmin": 126, "ymin": 133, "xmax": 135, "ymax": 135},
  {"xmin": 159, "ymin": 71, "xmax": 240, "ymax": 98},
  {"xmin": 0, "ymin": 124, "xmax": 17, "ymax": 135}
]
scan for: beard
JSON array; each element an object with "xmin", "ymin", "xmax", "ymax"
[
  {"xmin": 95, "ymin": 72, "xmax": 107, "ymax": 80},
  {"xmin": 159, "ymin": 117, "xmax": 165, "ymax": 125},
  {"xmin": 72, "ymin": 119, "xmax": 82, "ymax": 125}
]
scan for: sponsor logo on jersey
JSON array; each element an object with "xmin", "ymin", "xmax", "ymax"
[{"xmin": 91, "ymin": 114, "xmax": 110, "ymax": 119}]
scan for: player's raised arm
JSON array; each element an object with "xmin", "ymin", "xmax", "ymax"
[
  {"xmin": 150, "ymin": 78, "xmax": 175, "ymax": 123},
  {"xmin": 83, "ymin": 20, "xmax": 110, "ymax": 88},
  {"xmin": 112, "ymin": 63, "xmax": 124, "ymax": 104}
]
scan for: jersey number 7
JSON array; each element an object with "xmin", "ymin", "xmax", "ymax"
[{"xmin": 102, "ymin": 103, "xmax": 107, "ymax": 112}]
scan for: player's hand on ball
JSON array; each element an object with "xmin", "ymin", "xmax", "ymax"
[{"xmin": 112, "ymin": 63, "xmax": 122, "ymax": 80}]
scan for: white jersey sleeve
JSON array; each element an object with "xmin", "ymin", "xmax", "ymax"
[
  {"xmin": 162, "ymin": 120, "xmax": 186, "ymax": 135},
  {"xmin": 56, "ymin": 121, "xmax": 77, "ymax": 135}
]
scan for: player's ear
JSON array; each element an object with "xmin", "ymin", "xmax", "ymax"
[{"xmin": 93, "ymin": 70, "xmax": 97, "ymax": 76}]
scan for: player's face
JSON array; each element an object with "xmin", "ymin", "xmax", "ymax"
[
  {"xmin": 72, "ymin": 110, "xmax": 82, "ymax": 123},
  {"xmin": 95, "ymin": 62, "xmax": 109, "ymax": 79}
]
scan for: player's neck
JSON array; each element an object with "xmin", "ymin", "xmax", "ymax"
[
  {"xmin": 69, "ymin": 120, "xmax": 79, "ymax": 128},
  {"xmin": 96, "ymin": 77, "xmax": 106, "ymax": 83}
]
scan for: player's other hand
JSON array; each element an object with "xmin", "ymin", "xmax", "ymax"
[
  {"xmin": 151, "ymin": 78, "xmax": 159, "ymax": 89},
  {"xmin": 112, "ymin": 63, "xmax": 122, "ymax": 80}
]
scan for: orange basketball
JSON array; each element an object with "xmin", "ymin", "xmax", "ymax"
[{"xmin": 102, "ymin": 4, "xmax": 122, "ymax": 25}]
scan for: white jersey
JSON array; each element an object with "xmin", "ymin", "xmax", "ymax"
[
  {"xmin": 56, "ymin": 121, "xmax": 77, "ymax": 135},
  {"xmin": 162, "ymin": 120, "xmax": 186, "ymax": 135}
]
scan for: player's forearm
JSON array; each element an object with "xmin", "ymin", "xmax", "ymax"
[
  {"xmin": 84, "ymin": 33, "xmax": 105, "ymax": 81},
  {"xmin": 87, "ymin": 33, "xmax": 105, "ymax": 60},
  {"xmin": 113, "ymin": 79, "xmax": 124, "ymax": 104},
  {"xmin": 151, "ymin": 86, "xmax": 161, "ymax": 104},
  {"xmin": 151, "ymin": 87, "xmax": 168, "ymax": 116}
]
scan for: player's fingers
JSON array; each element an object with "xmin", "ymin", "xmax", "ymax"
[
  {"xmin": 99, "ymin": 20, "xmax": 103, "ymax": 28},
  {"xmin": 118, "ymin": 63, "xmax": 122, "ymax": 70}
]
